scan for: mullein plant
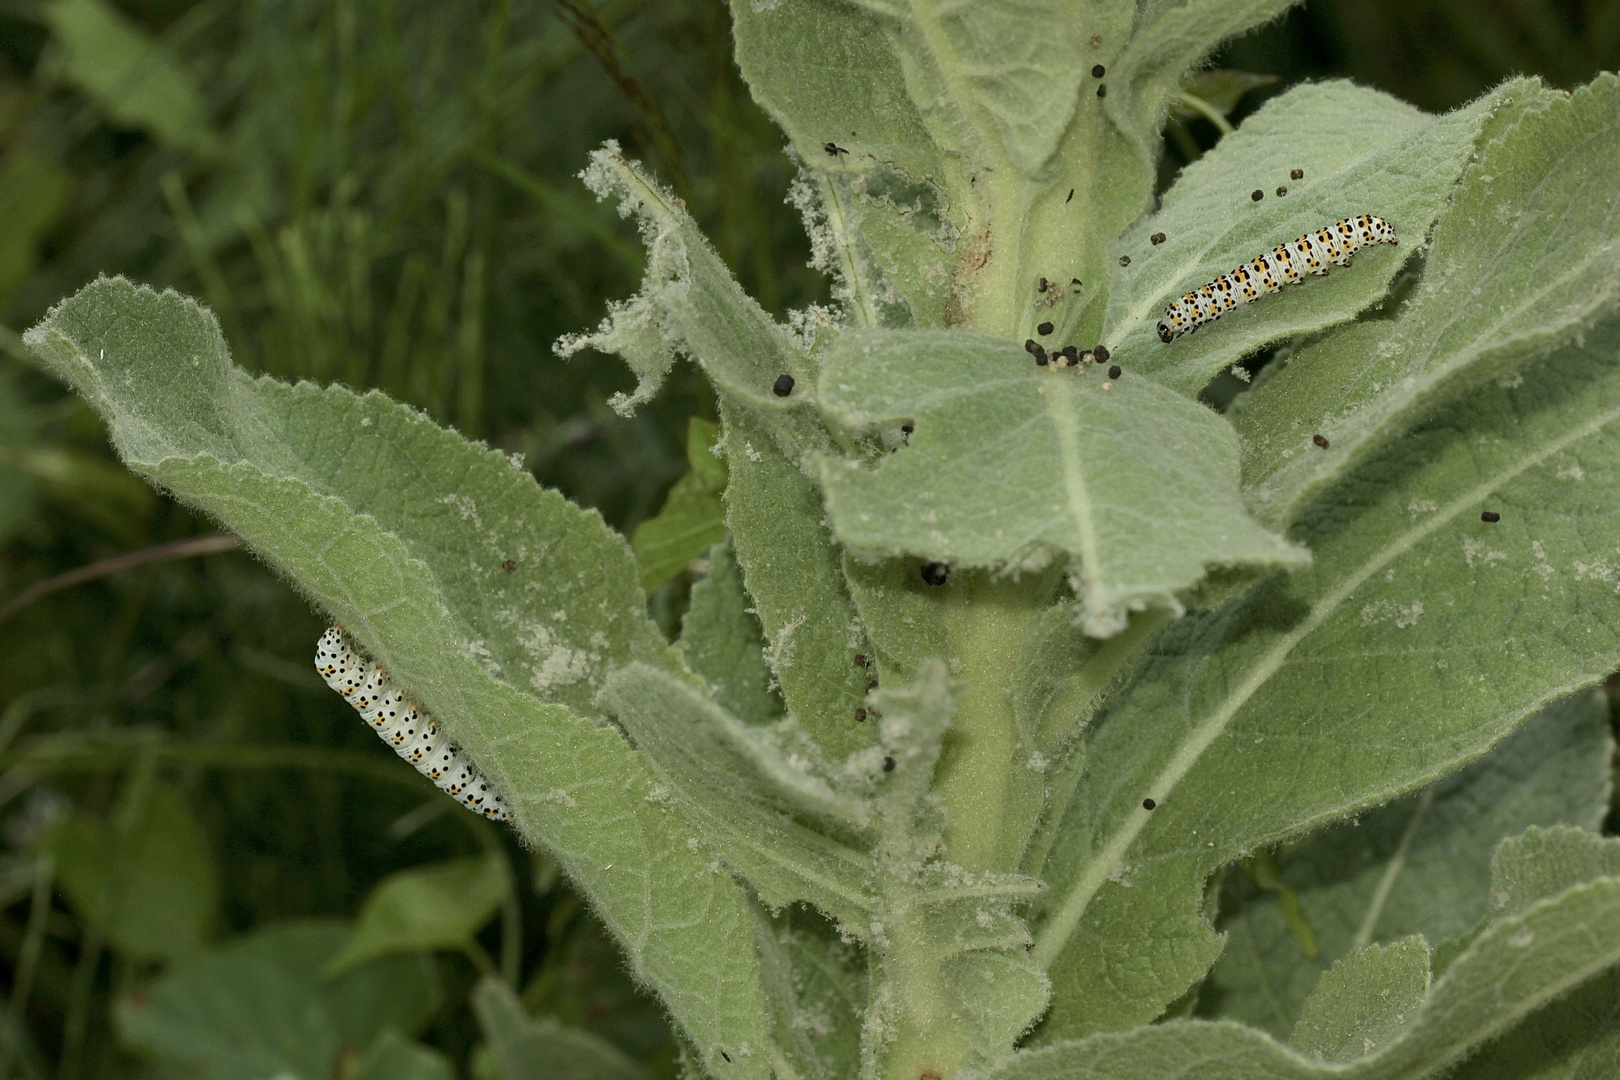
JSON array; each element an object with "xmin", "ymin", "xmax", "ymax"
[{"xmin": 22, "ymin": 1, "xmax": 1620, "ymax": 1077}]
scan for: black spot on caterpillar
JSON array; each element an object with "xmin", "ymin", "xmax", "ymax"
[
  {"xmin": 1157, "ymin": 216, "xmax": 1397, "ymax": 343},
  {"xmin": 316, "ymin": 627, "xmax": 512, "ymax": 821}
]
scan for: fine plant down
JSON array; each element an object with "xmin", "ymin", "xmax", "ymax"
[{"xmin": 18, "ymin": 1, "xmax": 1620, "ymax": 1078}]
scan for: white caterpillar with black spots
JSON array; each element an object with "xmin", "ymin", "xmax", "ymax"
[
  {"xmin": 1157, "ymin": 215, "xmax": 1397, "ymax": 342},
  {"xmin": 315, "ymin": 627, "xmax": 512, "ymax": 821}
]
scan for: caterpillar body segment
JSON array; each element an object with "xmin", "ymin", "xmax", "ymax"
[
  {"xmin": 1157, "ymin": 215, "xmax": 1397, "ymax": 343},
  {"xmin": 315, "ymin": 627, "xmax": 512, "ymax": 821}
]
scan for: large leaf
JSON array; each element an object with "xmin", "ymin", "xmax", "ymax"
[
  {"xmin": 1236, "ymin": 75, "xmax": 1620, "ymax": 526},
  {"xmin": 816, "ymin": 329, "xmax": 1307, "ymax": 635},
  {"xmin": 115, "ymin": 921, "xmax": 441, "ymax": 1080},
  {"xmin": 25, "ymin": 278, "xmax": 773, "ymax": 1079},
  {"xmin": 47, "ymin": 783, "xmax": 218, "ymax": 962},
  {"xmin": 1108, "ymin": 79, "xmax": 1513, "ymax": 394},
  {"xmin": 981, "ymin": 877, "xmax": 1620, "ymax": 1079},
  {"xmin": 327, "ymin": 856, "xmax": 511, "ymax": 976},
  {"xmin": 1203, "ymin": 690, "xmax": 1612, "ymax": 1038},
  {"xmin": 1030, "ymin": 311, "xmax": 1620, "ymax": 1039}
]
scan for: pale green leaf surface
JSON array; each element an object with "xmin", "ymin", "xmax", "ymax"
[
  {"xmin": 895, "ymin": 0, "xmax": 1080, "ymax": 175},
  {"xmin": 681, "ymin": 539, "xmax": 781, "ymax": 727},
  {"xmin": 1104, "ymin": 1, "xmax": 1299, "ymax": 164},
  {"xmin": 1205, "ymin": 690, "xmax": 1611, "ymax": 1038},
  {"xmin": 719, "ymin": 394, "xmax": 874, "ymax": 758},
  {"xmin": 816, "ymin": 329, "xmax": 1306, "ymax": 635},
  {"xmin": 47, "ymin": 784, "xmax": 217, "ymax": 962},
  {"xmin": 1236, "ymin": 75, "xmax": 1620, "ymax": 526},
  {"xmin": 1108, "ymin": 80, "xmax": 1509, "ymax": 394},
  {"xmin": 474, "ymin": 978, "xmax": 650, "ymax": 1080},
  {"xmin": 26, "ymin": 278, "xmax": 773, "ymax": 1079},
  {"xmin": 730, "ymin": 0, "xmax": 942, "ymax": 193},
  {"xmin": 1290, "ymin": 937, "xmax": 1429, "ymax": 1062},
  {"xmin": 327, "ymin": 856, "xmax": 510, "ymax": 976},
  {"xmin": 1491, "ymin": 827, "xmax": 1620, "ymax": 921},
  {"xmin": 1031, "ymin": 317, "xmax": 1620, "ymax": 1039},
  {"xmin": 353, "ymin": 1029, "xmax": 456, "ymax": 1080},
  {"xmin": 749, "ymin": 903, "xmax": 866, "ymax": 1080},
  {"xmin": 115, "ymin": 921, "xmax": 441, "ymax": 1080},
  {"xmin": 43, "ymin": 0, "xmax": 218, "ymax": 156},
  {"xmin": 985, "ymin": 878, "xmax": 1620, "ymax": 1079},
  {"xmin": 601, "ymin": 662, "xmax": 875, "ymax": 925}
]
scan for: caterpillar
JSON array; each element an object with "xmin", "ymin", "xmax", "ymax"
[
  {"xmin": 315, "ymin": 627, "xmax": 512, "ymax": 821},
  {"xmin": 1156, "ymin": 215, "xmax": 1397, "ymax": 343}
]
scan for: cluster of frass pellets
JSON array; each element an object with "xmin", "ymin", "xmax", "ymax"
[{"xmin": 315, "ymin": 627, "xmax": 512, "ymax": 821}]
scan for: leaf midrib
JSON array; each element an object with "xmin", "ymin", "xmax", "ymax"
[{"xmin": 1031, "ymin": 395, "xmax": 1620, "ymax": 969}]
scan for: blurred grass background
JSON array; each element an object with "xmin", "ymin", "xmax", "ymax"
[{"xmin": 0, "ymin": 0, "xmax": 1613, "ymax": 1076}]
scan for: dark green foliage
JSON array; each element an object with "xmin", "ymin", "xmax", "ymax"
[{"xmin": 0, "ymin": 1, "xmax": 1616, "ymax": 1077}]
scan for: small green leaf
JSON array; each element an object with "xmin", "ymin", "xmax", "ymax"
[
  {"xmin": 1172, "ymin": 70, "xmax": 1281, "ymax": 120},
  {"xmin": 116, "ymin": 921, "xmax": 442, "ymax": 1080},
  {"xmin": 680, "ymin": 538, "xmax": 780, "ymax": 726},
  {"xmin": 327, "ymin": 856, "xmax": 510, "ymax": 976},
  {"xmin": 42, "ymin": 0, "xmax": 218, "ymax": 156},
  {"xmin": 632, "ymin": 417, "xmax": 728, "ymax": 591},
  {"xmin": 474, "ymin": 978, "xmax": 649, "ymax": 1080},
  {"xmin": 1290, "ymin": 937, "xmax": 1430, "ymax": 1062},
  {"xmin": 353, "ymin": 1029, "xmax": 456, "ymax": 1080},
  {"xmin": 1236, "ymin": 75, "xmax": 1620, "ymax": 526},
  {"xmin": 47, "ymin": 784, "xmax": 217, "ymax": 962},
  {"xmin": 816, "ymin": 329, "xmax": 1307, "ymax": 635},
  {"xmin": 1110, "ymin": 79, "xmax": 1511, "ymax": 394}
]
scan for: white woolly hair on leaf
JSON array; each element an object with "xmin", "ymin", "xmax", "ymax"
[{"xmin": 555, "ymin": 140, "xmax": 695, "ymax": 416}]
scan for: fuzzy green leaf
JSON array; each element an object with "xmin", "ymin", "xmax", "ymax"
[
  {"xmin": 1204, "ymin": 690, "xmax": 1612, "ymax": 1038},
  {"xmin": 1236, "ymin": 75, "xmax": 1620, "ymax": 526},
  {"xmin": 817, "ymin": 329, "xmax": 1307, "ymax": 635},
  {"xmin": 1290, "ymin": 937, "xmax": 1430, "ymax": 1062},
  {"xmin": 1031, "ymin": 311, "xmax": 1620, "ymax": 1038},
  {"xmin": 1490, "ymin": 827, "xmax": 1620, "ymax": 921},
  {"xmin": 749, "ymin": 904, "xmax": 866, "ymax": 1080},
  {"xmin": 985, "ymin": 877, "xmax": 1620, "ymax": 1079},
  {"xmin": 25, "ymin": 277, "xmax": 773, "ymax": 1079},
  {"xmin": 1109, "ymin": 80, "xmax": 1512, "ymax": 394}
]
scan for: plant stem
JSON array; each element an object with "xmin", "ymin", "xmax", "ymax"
[{"xmin": 934, "ymin": 573, "xmax": 1045, "ymax": 873}]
